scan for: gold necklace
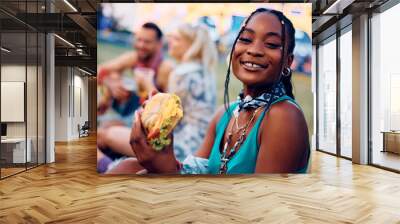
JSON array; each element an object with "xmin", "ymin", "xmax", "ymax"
[
  {"xmin": 219, "ymin": 107, "xmax": 262, "ymax": 174},
  {"xmin": 234, "ymin": 107, "xmax": 262, "ymax": 131}
]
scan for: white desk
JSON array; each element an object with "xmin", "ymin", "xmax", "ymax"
[{"xmin": 1, "ymin": 138, "xmax": 31, "ymax": 163}]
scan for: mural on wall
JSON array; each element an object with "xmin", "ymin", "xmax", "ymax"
[{"xmin": 97, "ymin": 3, "xmax": 312, "ymax": 175}]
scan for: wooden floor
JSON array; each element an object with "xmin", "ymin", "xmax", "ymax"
[
  {"xmin": 1, "ymin": 135, "xmax": 400, "ymax": 223},
  {"xmin": 1, "ymin": 167, "xmax": 26, "ymax": 178},
  {"xmin": 1, "ymin": 164, "xmax": 44, "ymax": 178},
  {"xmin": 372, "ymin": 151, "xmax": 400, "ymax": 171}
]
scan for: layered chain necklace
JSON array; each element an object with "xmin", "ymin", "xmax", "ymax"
[
  {"xmin": 219, "ymin": 107, "xmax": 262, "ymax": 174},
  {"xmin": 219, "ymin": 81, "xmax": 287, "ymax": 174}
]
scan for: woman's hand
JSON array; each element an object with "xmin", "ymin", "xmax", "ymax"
[{"xmin": 129, "ymin": 110, "xmax": 179, "ymax": 174}]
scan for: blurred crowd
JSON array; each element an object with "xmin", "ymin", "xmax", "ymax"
[
  {"xmin": 98, "ymin": 6, "xmax": 312, "ymax": 75},
  {"xmin": 97, "ymin": 22, "xmax": 218, "ymax": 173}
]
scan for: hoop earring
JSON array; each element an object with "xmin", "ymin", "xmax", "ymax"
[{"xmin": 282, "ymin": 67, "xmax": 291, "ymax": 77}]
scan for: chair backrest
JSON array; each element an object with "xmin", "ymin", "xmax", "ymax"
[{"xmin": 82, "ymin": 121, "xmax": 90, "ymax": 129}]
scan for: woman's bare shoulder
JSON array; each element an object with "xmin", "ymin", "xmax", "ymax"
[
  {"xmin": 260, "ymin": 100, "xmax": 308, "ymax": 142},
  {"xmin": 255, "ymin": 100, "xmax": 310, "ymax": 173},
  {"xmin": 268, "ymin": 100, "xmax": 304, "ymax": 120}
]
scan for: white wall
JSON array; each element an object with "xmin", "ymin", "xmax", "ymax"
[
  {"xmin": 1, "ymin": 64, "xmax": 45, "ymax": 164},
  {"xmin": 55, "ymin": 66, "xmax": 69, "ymax": 141},
  {"xmin": 312, "ymin": 45, "xmax": 316, "ymax": 151},
  {"xmin": 54, "ymin": 67, "xmax": 89, "ymax": 141},
  {"xmin": 1, "ymin": 65, "xmax": 30, "ymax": 138},
  {"xmin": 1, "ymin": 66, "xmax": 25, "ymax": 141},
  {"xmin": 72, "ymin": 73, "xmax": 89, "ymax": 138}
]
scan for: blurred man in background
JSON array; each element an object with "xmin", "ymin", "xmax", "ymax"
[
  {"xmin": 98, "ymin": 22, "xmax": 173, "ymax": 103},
  {"xmin": 97, "ymin": 22, "xmax": 173, "ymax": 161}
]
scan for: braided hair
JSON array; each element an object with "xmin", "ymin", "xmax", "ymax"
[{"xmin": 224, "ymin": 8, "xmax": 296, "ymax": 113}]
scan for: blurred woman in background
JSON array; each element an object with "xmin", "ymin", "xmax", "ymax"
[
  {"xmin": 103, "ymin": 23, "xmax": 219, "ymax": 173},
  {"xmin": 137, "ymin": 23, "xmax": 218, "ymax": 161}
]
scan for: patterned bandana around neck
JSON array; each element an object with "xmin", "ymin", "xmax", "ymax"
[{"xmin": 236, "ymin": 81, "xmax": 287, "ymax": 114}]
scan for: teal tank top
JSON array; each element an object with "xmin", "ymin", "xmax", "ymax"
[{"xmin": 208, "ymin": 96, "xmax": 310, "ymax": 174}]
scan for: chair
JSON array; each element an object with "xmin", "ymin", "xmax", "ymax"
[{"xmin": 78, "ymin": 121, "xmax": 90, "ymax": 138}]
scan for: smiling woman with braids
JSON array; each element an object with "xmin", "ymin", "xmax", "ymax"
[{"xmin": 129, "ymin": 8, "xmax": 310, "ymax": 174}]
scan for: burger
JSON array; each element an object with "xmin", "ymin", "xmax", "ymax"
[{"xmin": 141, "ymin": 93, "xmax": 183, "ymax": 151}]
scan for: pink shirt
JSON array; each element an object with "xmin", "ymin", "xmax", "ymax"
[
  {"xmin": 135, "ymin": 49, "xmax": 163, "ymax": 91},
  {"xmin": 98, "ymin": 49, "xmax": 163, "ymax": 90}
]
